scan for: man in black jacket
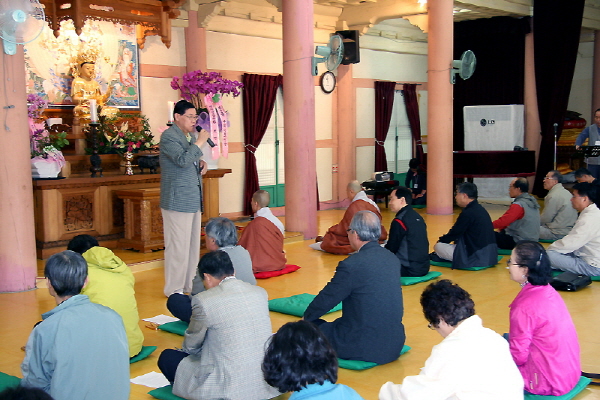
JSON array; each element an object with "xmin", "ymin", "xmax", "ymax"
[
  {"xmin": 432, "ymin": 182, "xmax": 498, "ymax": 269},
  {"xmin": 304, "ymin": 210, "xmax": 405, "ymax": 365},
  {"xmin": 385, "ymin": 186, "xmax": 430, "ymax": 277}
]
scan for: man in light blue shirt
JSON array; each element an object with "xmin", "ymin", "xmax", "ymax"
[{"xmin": 20, "ymin": 251, "xmax": 130, "ymax": 400}]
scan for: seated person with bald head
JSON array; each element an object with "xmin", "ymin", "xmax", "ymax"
[
  {"xmin": 239, "ymin": 190, "xmax": 287, "ymax": 273},
  {"xmin": 311, "ymin": 180, "xmax": 387, "ymax": 255},
  {"xmin": 540, "ymin": 170, "xmax": 578, "ymax": 240},
  {"xmin": 305, "ymin": 210, "xmax": 405, "ymax": 365},
  {"xmin": 492, "ymin": 177, "xmax": 540, "ymax": 250},
  {"xmin": 167, "ymin": 217, "xmax": 256, "ymax": 323}
]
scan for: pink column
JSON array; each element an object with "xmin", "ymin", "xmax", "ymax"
[
  {"xmin": 185, "ymin": 10, "xmax": 207, "ymax": 72},
  {"xmin": 426, "ymin": 0, "xmax": 454, "ymax": 215},
  {"xmin": 0, "ymin": 49, "xmax": 37, "ymax": 292},
  {"xmin": 281, "ymin": 0, "xmax": 318, "ymax": 238},
  {"xmin": 336, "ymin": 64, "xmax": 355, "ymax": 201},
  {"xmin": 593, "ymin": 30, "xmax": 600, "ymax": 119},
  {"xmin": 524, "ymin": 31, "xmax": 541, "ymax": 183}
]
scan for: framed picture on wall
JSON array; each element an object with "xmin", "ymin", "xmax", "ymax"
[{"xmin": 24, "ymin": 19, "xmax": 141, "ymax": 110}]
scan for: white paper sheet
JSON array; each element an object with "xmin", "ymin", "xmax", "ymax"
[
  {"xmin": 142, "ymin": 314, "xmax": 180, "ymax": 325},
  {"xmin": 130, "ymin": 371, "xmax": 170, "ymax": 388}
]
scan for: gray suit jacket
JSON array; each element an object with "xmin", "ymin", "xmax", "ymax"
[
  {"xmin": 173, "ymin": 278, "xmax": 279, "ymax": 400},
  {"xmin": 159, "ymin": 124, "xmax": 203, "ymax": 213},
  {"xmin": 191, "ymin": 245, "xmax": 256, "ymax": 295}
]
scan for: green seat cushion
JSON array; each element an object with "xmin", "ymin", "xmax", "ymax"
[
  {"xmin": 523, "ymin": 376, "xmax": 591, "ymax": 400},
  {"xmin": 268, "ymin": 293, "xmax": 342, "ymax": 317},
  {"xmin": 148, "ymin": 385, "xmax": 185, "ymax": 400},
  {"xmin": 431, "ymin": 256, "xmax": 502, "ymax": 271},
  {"xmin": 130, "ymin": 345, "xmax": 157, "ymax": 363},
  {"xmin": 498, "ymin": 249, "xmax": 512, "ymax": 255},
  {"xmin": 539, "ymin": 239, "xmax": 556, "ymax": 244},
  {"xmin": 401, "ymin": 271, "xmax": 441, "ymax": 286},
  {"xmin": 338, "ymin": 345, "xmax": 411, "ymax": 370},
  {"xmin": 158, "ymin": 321, "xmax": 189, "ymax": 336},
  {"xmin": 412, "ymin": 205, "xmax": 426, "ymax": 209},
  {"xmin": 0, "ymin": 372, "xmax": 20, "ymax": 392}
]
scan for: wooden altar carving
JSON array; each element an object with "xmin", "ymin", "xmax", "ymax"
[{"xmin": 33, "ymin": 169, "xmax": 232, "ymax": 258}]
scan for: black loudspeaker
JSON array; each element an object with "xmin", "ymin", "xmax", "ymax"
[{"xmin": 335, "ymin": 30, "xmax": 360, "ymax": 65}]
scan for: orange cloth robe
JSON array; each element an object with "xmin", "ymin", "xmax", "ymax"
[
  {"xmin": 320, "ymin": 200, "xmax": 388, "ymax": 255},
  {"xmin": 239, "ymin": 216, "xmax": 287, "ymax": 272}
]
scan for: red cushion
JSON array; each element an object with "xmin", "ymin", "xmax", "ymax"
[{"xmin": 254, "ymin": 264, "xmax": 300, "ymax": 279}]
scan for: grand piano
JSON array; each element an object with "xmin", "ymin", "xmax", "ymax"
[{"xmin": 453, "ymin": 150, "xmax": 536, "ymax": 178}]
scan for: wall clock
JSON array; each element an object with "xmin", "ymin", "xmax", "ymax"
[{"xmin": 320, "ymin": 71, "xmax": 336, "ymax": 94}]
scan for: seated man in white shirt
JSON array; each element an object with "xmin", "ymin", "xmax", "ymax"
[
  {"xmin": 547, "ymin": 182, "xmax": 600, "ymax": 276},
  {"xmin": 379, "ymin": 280, "xmax": 523, "ymax": 400}
]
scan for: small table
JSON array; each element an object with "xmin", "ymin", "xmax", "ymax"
[
  {"xmin": 114, "ymin": 188, "xmax": 164, "ymax": 253},
  {"xmin": 361, "ymin": 180, "xmax": 399, "ymax": 208}
]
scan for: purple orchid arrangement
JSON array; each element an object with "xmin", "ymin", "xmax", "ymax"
[
  {"xmin": 27, "ymin": 93, "xmax": 48, "ymax": 119},
  {"xmin": 170, "ymin": 70, "xmax": 243, "ymax": 110}
]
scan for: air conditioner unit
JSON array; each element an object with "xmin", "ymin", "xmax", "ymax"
[
  {"xmin": 463, "ymin": 105, "xmax": 524, "ymax": 151},
  {"xmin": 463, "ymin": 105, "xmax": 525, "ymax": 199}
]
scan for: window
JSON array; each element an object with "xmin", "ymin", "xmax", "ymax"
[
  {"xmin": 384, "ymin": 90, "xmax": 412, "ymax": 174},
  {"xmin": 255, "ymin": 88, "xmax": 285, "ymax": 206}
]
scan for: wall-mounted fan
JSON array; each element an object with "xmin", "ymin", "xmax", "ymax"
[
  {"xmin": 312, "ymin": 34, "xmax": 344, "ymax": 76},
  {"xmin": 451, "ymin": 50, "xmax": 476, "ymax": 84},
  {"xmin": 0, "ymin": 0, "xmax": 45, "ymax": 55}
]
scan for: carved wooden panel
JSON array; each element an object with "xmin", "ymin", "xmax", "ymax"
[{"xmin": 63, "ymin": 194, "xmax": 93, "ymax": 231}]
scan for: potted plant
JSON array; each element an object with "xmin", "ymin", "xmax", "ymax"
[
  {"xmin": 28, "ymin": 94, "xmax": 69, "ymax": 178},
  {"xmin": 90, "ymin": 112, "xmax": 154, "ymax": 175}
]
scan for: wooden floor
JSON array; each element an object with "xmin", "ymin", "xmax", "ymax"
[{"xmin": 3, "ymin": 203, "xmax": 600, "ymax": 400}]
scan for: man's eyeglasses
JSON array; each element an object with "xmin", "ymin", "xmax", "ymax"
[
  {"xmin": 182, "ymin": 114, "xmax": 198, "ymax": 120},
  {"xmin": 427, "ymin": 323, "xmax": 436, "ymax": 330}
]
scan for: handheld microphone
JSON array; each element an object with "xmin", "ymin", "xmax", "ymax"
[{"xmin": 196, "ymin": 125, "xmax": 216, "ymax": 147}]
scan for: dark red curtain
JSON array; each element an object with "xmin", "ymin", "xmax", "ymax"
[
  {"xmin": 403, "ymin": 84, "xmax": 424, "ymax": 162},
  {"xmin": 532, "ymin": 0, "xmax": 584, "ymax": 196},
  {"xmin": 374, "ymin": 81, "xmax": 396, "ymax": 171},
  {"xmin": 453, "ymin": 17, "xmax": 530, "ymax": 150},
  {"xmin": 242, "ymin": 73, "xmax": 283, "ymax": 215}
]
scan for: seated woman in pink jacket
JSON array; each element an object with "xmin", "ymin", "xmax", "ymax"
[{"xmin": 507, "ymin": 241, "xmax": 580, "ymax": 396}]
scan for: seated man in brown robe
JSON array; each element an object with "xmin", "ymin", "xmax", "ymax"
[
  {"xmin": 310, "ymin": 181, "xmax": 387, "ymax": 255},
  {"xmin": 239, "ymin": 190, "xmax": 287, "ymax": 273}
]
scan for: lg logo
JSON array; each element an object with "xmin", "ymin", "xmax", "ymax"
[{"xmin": 480, "ymin": 119, "xmax": 496, "ymax": 127}]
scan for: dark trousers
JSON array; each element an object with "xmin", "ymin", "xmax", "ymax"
[
  {"xmin": 495, "ymin": 231, "xmax": 516, "ymax": 250},
  {"xmin": 158, "ymin": 349, "xmax": 189, "ymax": 384},
  {"xmin": 166, "ymin": 293, "xmax": 192, "ymax": 323}
]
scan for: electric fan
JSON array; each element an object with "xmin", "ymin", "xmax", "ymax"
[
  {"xmin": 0, "ymin": 0, "xmax": 45, "ymax": 55},
  {"xmin": 451, "ymin": 50, "xmax": 477, "ymax": 84},
  {"xmin": 312, "ymin": 34, "xmax": 344, "ymax": 76}
]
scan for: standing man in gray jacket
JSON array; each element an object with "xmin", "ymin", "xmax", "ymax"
[
  {"xmin": 160, "ymin": 100, "xmax": 210, "ymax": 297},
  {"xmin": 540, "ymin": 170, "xmax": 578, "ymax": 240}
]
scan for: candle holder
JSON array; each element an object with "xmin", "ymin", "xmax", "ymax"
[{"xmin": 88, "ymin": 122, "xmax": 103, "ymax": 178}]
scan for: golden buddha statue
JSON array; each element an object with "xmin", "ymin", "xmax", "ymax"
[{"xmin": 71, "ymin": 50, "xmax": 118, "ymax": 122}]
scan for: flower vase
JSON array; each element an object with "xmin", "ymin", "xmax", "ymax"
[{"xmin": 123, "ymin": 151, "xmax": 134, "ymax": 175}]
